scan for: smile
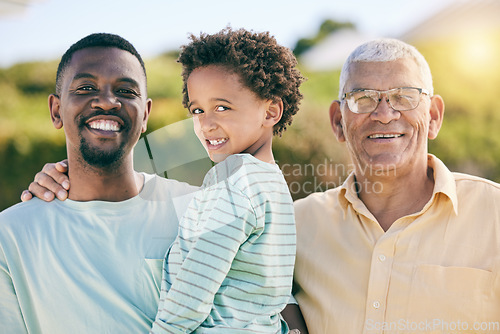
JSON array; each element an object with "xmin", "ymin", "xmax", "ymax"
[
  {"xmin": 368, "ymin": 134, "xmax": 403, "ymax": 139},
  {"xmin": 207, "ymin": 138, "xmax": 228, "ymax": 146},
  {"xmin": 87, "ymin": 119, "xmax": 121, "ymax": 132}
]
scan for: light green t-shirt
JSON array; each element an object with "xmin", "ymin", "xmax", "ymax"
[{"xmin": 0, "ymin": 173, "xmax": 196, "ymax": 334}]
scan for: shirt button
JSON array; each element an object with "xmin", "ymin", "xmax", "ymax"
[
  {"xmin": 378, "ymin": 254, "xmax": 386, "ymax": 262},
  {"xmin": 373, "ymin": 301, "xmax": 381, "ymax": 309}
]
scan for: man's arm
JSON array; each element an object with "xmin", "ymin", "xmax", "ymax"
[
  {"xmin": 20, "ymin": 160, "xmax": 70, "ymax": 202},
  {"xmin": 282, "ymin": 304, "xmax": 309, "ymax": 334},
  {"xmin": 0, "ymin": 249, "xmax": 29, "ymax": 333}
]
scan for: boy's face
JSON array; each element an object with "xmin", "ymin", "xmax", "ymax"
[{"xmin": 187, "ymin": 65, "xmax": 274, "ymax": 163}]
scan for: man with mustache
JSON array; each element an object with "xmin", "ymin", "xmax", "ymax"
[{"xmin": 0, "ymin": 33, "xmax": 196, "ymax": 333}]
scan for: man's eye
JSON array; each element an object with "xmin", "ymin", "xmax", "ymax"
[
  {"xmin": 76, "ymin": 86, "xmax": 96, "ymax": 93},
  {"xmin": 355, "ymin": 95, "xmax": 372, "ymax": 102},
  {"xmin": 117, "ymin": 88, "xmax": 139, "ymax": 96}
]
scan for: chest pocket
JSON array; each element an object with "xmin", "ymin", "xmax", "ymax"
[{"xmin": 407, "ymin": 264, "xmax": 497, "ymax": 322}]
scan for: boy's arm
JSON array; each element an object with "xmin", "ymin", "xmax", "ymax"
[
  {"xmin": 151, "ymin": 188, "xmax": 257, "ymax": 333},
  {"xmin": 282, "ymin": 304, "xmax": 309, "ymax": 334},
  {"xmin": 20, "ymin": 160, "xmax": 70, "ymax": 202}
]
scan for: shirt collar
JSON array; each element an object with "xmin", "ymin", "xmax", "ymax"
[{"xmin": 338, "ymin": 154, "xmax": 459, "ymax": 217}]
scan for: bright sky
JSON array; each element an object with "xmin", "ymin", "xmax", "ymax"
[{"xmin": 0, "ymin": 0, "xmax": 456, "ymax": 68}]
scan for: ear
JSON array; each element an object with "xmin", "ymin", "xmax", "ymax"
[
  {"xmin": 329, "ymin": 100, "xmax": 346, "ymax": 142},
  {"xmin": 141, "ymin": 98, "xmax": 153, "ymax": 133},
  {"xmin": 263, "ymin": 98, "xmax": 284, "ymax": 128},
  {"xmin": 428, "ymin": 95, "xmax": 445, "ymax": 140},
  {"xmin": 49, "ymin": 94, "xmax": 63, "ymax": 129}
]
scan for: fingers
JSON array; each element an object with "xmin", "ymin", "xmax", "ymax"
[
  {"xmin": 52, "ymin": 161, "xmax": 70, "ymax": 190},
  {"xmin": 27, "ymin": 180, "xmax": 57, "ymax": 202},
  {"xmin": 29, "ymin": 162, "xmax": 70, "ymax": 201},
  {"xmin": 20, "ymin": 190, "xmax": 33, "ymax": 202},
  {"xmin": 20, "ymin": 160, "xmax": 71, "ymax": 203},
  {"xmin": 55, "ymin": 160, "xmax": 68, "ymax": 174}
]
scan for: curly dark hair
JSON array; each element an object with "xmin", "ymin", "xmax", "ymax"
[{"xmin": 177, "ymin": 27, "xmax": 305, "ymax": 136}]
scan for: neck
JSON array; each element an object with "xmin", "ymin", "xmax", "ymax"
[
  {"xmin": 250, "ymin": 133, "xmax": 276, "ymax": 164},
  {"xmin": 355, "ymin": 162, "xmax": 435, "ymax": 231},
  {"xmin": 66, "ymin": 155, "xmax": 143, "ymax": 202}
]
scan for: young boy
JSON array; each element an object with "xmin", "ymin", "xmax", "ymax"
[{"xmin": 150, "ymin": 28, "xmax": 304, "ymax": 333}]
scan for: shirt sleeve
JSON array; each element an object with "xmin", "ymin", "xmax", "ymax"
[
  {"xmin": 0, "ymin": 247, "xmax": 28, "ymax": 333},
  {"xmin": 151, "ymin": 181, "xmax": 258, "ymax": 333}
]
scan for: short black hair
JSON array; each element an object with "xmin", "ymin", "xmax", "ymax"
[
  {"xmin": 178, "ymin": 27, "xmax": 305, "ymax": 136},
  {"xmin": 55, "ymin": 33, "xmax": 146, "ymax": 95}
]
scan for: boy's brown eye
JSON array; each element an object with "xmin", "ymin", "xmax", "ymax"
[
  {"xmin": 216, "ymin": 106, "xmax": 228, "ymax": 112},
  {"xmin": 191, "ymin": 108, "xmax": 203, "ymax": 115}
]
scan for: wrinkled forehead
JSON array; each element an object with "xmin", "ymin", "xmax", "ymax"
[{"xmin": 345, "ymin": 58, "xmax": 424, "ymax": 92}]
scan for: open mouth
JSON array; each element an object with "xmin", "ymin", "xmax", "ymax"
[
  {"xmin": 83, "ymin": 114, "xmax": 125, "ymax": 137},
  {"xmin": 206, "ymin": 138, "xmax": 228, "ymax": 146},
  {"xmin": 88, "ymin": 119, "xmax": 121, "ymax": 132}
]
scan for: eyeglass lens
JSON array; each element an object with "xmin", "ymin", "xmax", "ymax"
[{"xmin": 348, "ymin": 88, "xmax": 422, "ymax": 113}]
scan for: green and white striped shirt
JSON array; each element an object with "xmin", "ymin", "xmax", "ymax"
[{"xmin": 152, "ymin": 154, "xmax": 296, "ymax": 333}]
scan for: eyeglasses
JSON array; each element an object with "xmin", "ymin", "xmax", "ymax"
[{"xmin": 342, "ymin": 87, "xmax": 430, "ymax": 114}]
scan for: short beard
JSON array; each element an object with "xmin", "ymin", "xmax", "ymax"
[{"xmin": 79, "ymin": 136, "xmax": 126, "ymax": 169}]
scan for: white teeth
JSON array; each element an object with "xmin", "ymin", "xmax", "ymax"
[
  {"xmin": 208, "ymin": 138, "xmax": 228, "ymax": 146},
  {"xmin": 369, "ymin": 134, "xmax": 403, "ymax": 139},
  {"xmin": 88, "ymin": 120, "xmax": 120, "ymax": 132}
]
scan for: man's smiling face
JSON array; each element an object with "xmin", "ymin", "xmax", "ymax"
[
  {"xmin": 339, "ymin": 58, "xmax": 433, "ymax": 176},
  {"xmin": 50, "ymin": 47, "xmax": 151, "ymax": 169}
]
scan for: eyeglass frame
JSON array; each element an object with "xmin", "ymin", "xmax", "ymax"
[{"xmin": 341, "ymin": 87, "xmax": 430, "ymax": 114}]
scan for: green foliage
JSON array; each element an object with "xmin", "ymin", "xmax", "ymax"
[
  {"xmin": 144, "ymin": 55, "xmax": 183, "ymax": 99},
  {"xmin": 0, "ymin": 61, "xmax": 58, "ymax": 95},
  {"xmin": 1, "ymin": 30, "xmax": 500, "ymax": 210},
  {"xmin": 415, "ymin": 32, "xmax": 500, "ymax": 181},
  {"xmin": 293, "ymin": 19, "xmax": 355, "ymax": 56}
]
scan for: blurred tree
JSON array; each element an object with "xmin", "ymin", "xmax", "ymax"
[
  {"xmin": 1, "ymin": 28, "xmax": 500, "ymax": 211},
  {"xmin": 293, "ymin": 19, "xmax": 355, "ymax": 56}
]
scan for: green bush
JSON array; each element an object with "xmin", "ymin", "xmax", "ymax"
[{"xmin": 1, "ymin": 34, "xmax": 500, "ymax": 211}]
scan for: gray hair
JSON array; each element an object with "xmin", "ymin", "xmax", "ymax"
[{"xmin": 338, "ymin": 38, "xmax": 433, "ymax": 99}]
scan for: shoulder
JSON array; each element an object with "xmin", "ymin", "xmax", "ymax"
[
  {"xmin": 294, "ymin": 186, "xmax": 343, "ymax": 211},
  {"xmin": 0, "ymin": 199, "xmax": 57, "ymax": 236},
  {"xmin": 205, "ymin": 154, "xmax": 286, "ymax": 187},
  {"xmin": 141, "ymin": 173, "xmax": 199, "ymax": 200},
  {"xmin": 453, "ymin": 172, "xmax": 500, "ymax": 204},
  {"xmin": 453, "ymin": 172, "xmax": 500, "ymax": 195},
  {"xmin": 454, "ymin": 172, "xmax": 500, "ymax": 190},
  {"xmin": 1, "ymin": 198, "xmax": 52, "ymax": 219}
]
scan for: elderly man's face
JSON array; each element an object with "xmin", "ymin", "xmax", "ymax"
[{"xmin": 333, "ymin": 58, "xmax": 443, "ymax": 178}]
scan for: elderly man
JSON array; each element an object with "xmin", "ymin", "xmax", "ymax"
[
  {"xmin": 0, "ymin": 33, "xmax": 195, "ymax": 333},
  {"xmin": 290, "ymin": 38, "xmax": 500, "ymax": 333}
]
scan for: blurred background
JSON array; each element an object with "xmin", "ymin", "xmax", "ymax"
[{"xmin": 1, "ymin": 0, "xmax": 499, "ymax": 211}]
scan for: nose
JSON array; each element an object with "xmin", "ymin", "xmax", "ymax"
[
  {"xmin": 91, "ymin": 88, "xmax": 121, "ymax": 110},
  {"xmin": 198, "ymin": 112, "xmax": 217, "ymax": 133},
  {"xmin": 370, "ymin": 94, "xmax": 400, "ymax": 124}
]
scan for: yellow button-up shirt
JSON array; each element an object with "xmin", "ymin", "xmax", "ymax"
[{"xmin": 293, "ymin": 155, "xmax": 500, "ymax": 334}]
